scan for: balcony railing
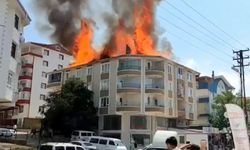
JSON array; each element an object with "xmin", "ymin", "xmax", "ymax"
[
  {"xmin": 21, "ymin": 48, "xmax": 42, "ymax": 56},
  {"xmin": 145, "ymin": 66, "xmax": 164, "ymax": 71},
  {"xmin": 118, "ymin": 65, "xmax": 141, "ymax": 71},
  {"xmin": 117, "ymin": 83, "xmax": 141, "ymax": 89},
  {"xmin": 20, "ymin": 72, "xmax": 32, "ymax": 77},
  {"xmin": 48, "ymin": 73, "xmax": 62, "ymax": 83},
  {"xmin": 145, "ymin": 84, "xmax": 164, "ymax": 89},
  {"xmin": 117, "ymin": 102, "xmax": 140, "ymax": 107},
  {"xmin": 178, "ymin": 107, "xmax": 185, "ymax": 111},
  {"xmin": 145, "ymin": 104, "xmax": 164, "ymax": 107}
]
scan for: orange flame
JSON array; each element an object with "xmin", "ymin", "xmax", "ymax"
[{"xmin": 68, "ymin": 1, "xmax": 163, "ymax": 67}]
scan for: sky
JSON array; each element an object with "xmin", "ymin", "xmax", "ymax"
[{"xmin": 20, "ymin": 0, "xmax": 250, "ymax": 95}]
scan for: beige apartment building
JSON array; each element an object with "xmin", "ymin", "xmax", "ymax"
[{"xmin": 47, "ymin": 55, "xmax": 199, "ymax": 148}]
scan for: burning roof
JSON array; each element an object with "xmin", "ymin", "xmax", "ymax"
[{"xmin": 33, "ymin": 0, "xmax": 173, "ymax": 67}]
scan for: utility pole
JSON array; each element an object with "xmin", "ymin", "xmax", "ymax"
[{"xmin": 233, "ymin": 49, "xmax": 250, "ymax": 123}]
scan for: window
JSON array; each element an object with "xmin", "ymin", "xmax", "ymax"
[
  {"xmin": 14, "ymin": 14, "xmax": 19, "ymax": 30},
  {"xmin": 19, "ymin": 106, "xmax": 24, "ymax": 113},
  {"xmin": 103, "ymin": 115, "xmax": 121, "ymax": 130},
  {"xmin": 99, "ymin": 139, "xmax": 108, "ymax": 145},
  {"xmin": 7, "ymin": 73, "xmax": 13, "ymax": 86},
  {"xmin": 168, "ymin": 66, "xmax": 171, "ymax": 74},
  {"xmin": 109, "ymin": 141, "xmax": 115, "ymax": 146},
  {"xmin": 76, "ymin": 69, "xmax": 82, "ymax": 78},
  {"xmin": 87, "ymin": 67, "xmax": 92, "ymax": 75},
  {"xmin": 130, "ymin": 116, "xmax": 151, "ymax": 130},
  {"xmin": 101, "ymin": 97, "xmax": 109, "ymax": 107},
  {"xmin": 43, "ymin": 61, "xmax": 48, "ymax": 67},
  {"xmin": 179, "ymin": 136, "xmax": 185, "ymax": 144},
  {"xmin": 58, "ymin": 65, "xmax": 63, "ymax": 69},
  {"xmin": 189, "ymin": 104, "xmax": 193, "ymax": 113},
  {"xmin": 59, "ymin": 54, "xmax": 64, "ymax": 60},
  {"xmin": 101, "ymin": 80, "xmax": 109, "ymax": 90},
  {"xmin": 44, "ymin": 50, "xmax": 49, "ymax": 56},
  {"xmin": 40, "ymin": 146, "xmax": 53, "ymax": 150},
  {"xmin": 187, "ymin": 73, "xmax": 192, "ymax": 82},
  {"xmin": 101, "ymin": 63, "xmax": 110, "ymax": 73},
  {"xmin": 177, "ymin": 68, "xmax": 183, "ymax": 79},
  {"xmin": 42, "ymin": 72, "xmax": 47, "ymax": 78},
  {"xmin": 40, "ymin": 94, "xmax": 45, "ymax": 100},
  {"xmin": 55, "ymin": 147, "xmax": 64, "ymax": 150},
  {"xmin": 81, "ymin": 133, "xmax": 87, "ymax": 136},
  {"xmin": 168, "ymin": 82, "xmax": 172, "ymax": 91},
  {"xmin": 188, "ymin": 88, "xmax": 193, "ymax": 97},
  {"xmin": 71, "ymin": 142, "xmax": 81, "ymax": 146},
  {"xmin": 76, "ymin": 147, "xmax": 84, "ymax": 150},
  {"xmin": 89, "ymin": 138, "xmax": 99, "ymax": 144},
  {"xmin": 66, "ymin": 147, "xmax": 75, "ymax": 150},
  {"xmin": 169, "ymin": 100, "xmax": 172, "ymax": 108},
  {"xmin": 66, "ymin": 72, "xmax": 70, "ymax": 80},
  {"xmin": 11, "ymin": 43, "xmax": 16, "ymax": 58},
  {"xmin": 157, "ymin": 117, "xmax": 168, "ymax": 128},
  {"xmin": 41, "ymin": 83, "xmax": 47, "ymax": 89}
]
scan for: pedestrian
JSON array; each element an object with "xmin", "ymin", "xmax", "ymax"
[
  {"xmin": 190, "ymin": 144, "xmax": 201, "ymax": 150},
  {"xmin": 165, "ymin": 136, "xmax": 180, "ymax": 150},
  {"xmin": 13, "ymin": 124, "xmax": 17, "ymax": 133}
]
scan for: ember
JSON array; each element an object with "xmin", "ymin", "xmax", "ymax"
[{"xmin": 33, "ymin": 0, "xmax": 173, "ymax": 67}]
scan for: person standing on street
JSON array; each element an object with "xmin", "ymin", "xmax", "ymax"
[{"xmin": 13, "ymin": 124, "xmax": 17, "ymax": 133}]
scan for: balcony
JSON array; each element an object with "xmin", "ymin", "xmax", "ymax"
[
  {"xmin": 116, "ymin": 102, "xmax": 140, "ymax": 112},
  {"xmin": 117, "ymin": 65, "xmax": 141, "ymax": 76},
  {"xmin": 145, "ymin": 66, "xmax": 164, "ymax": 78},
  {"xmin": 177, "ymin": 74, "xmax": 184, "ymax": 83},
  {"xmin": 145, "ymin": 84, "xmax": 164, "ymax": 94},
  {"xmin": 22, "ymin": 62, "xmax": 33, "ymax": 69},
  {"xmin": 178, "ymin": 107, "xmax": 186, "ymax": 118},
  {"xmin": 189, "ymin": 112, "xmax": 194, "ymax": 120},
  {"xmin": 145, "ymin": 104, "xmax": 164, "ymax": 113},
  {"xmin": 19, "ymin": 72, "xmax": 32, "ymax": 80},
  {"xmin": 21, "ymin": 48, "xmax": 42, "ymax": 57},
  {"xmin": 117, "ymin": 83, "xmax": 141, "ymax": 94},
  {"xmin": 48, "ymin": 73, "xmax": 62, "ymax": 88}
]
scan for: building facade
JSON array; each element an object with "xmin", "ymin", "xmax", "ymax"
[
  {"xmin": 191, "ymin": 75, "xmax": 234, "ymax": 128},
  {"xmin": 0, "ymin": 0, "xmax": 30, "ymax": 115},
  {"xmin": 48, "ymin": 55, "xmax": 199, "ymax": 148},
  {"xmin": 7, "ymin": 42, "xmax": 73, "ymax": 125}
]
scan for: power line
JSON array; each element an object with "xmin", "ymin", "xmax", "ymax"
[
  {"xmin": 133, "ymin": 0, "xmax": 232, "ymax": 58},
  {"xmin": 157, "ymin": 3, "xmax": 234, "ymax": 51},
  {"xmin": 163, "ymin": 0, "xmax": 239, "ymax": 50},
  {"xmin": 180, "ymin": 0, "xmax": 247, "ymax": 48}
]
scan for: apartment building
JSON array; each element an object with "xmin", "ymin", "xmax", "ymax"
[
  {"xmin": 191, "ymin": 74, "xmax": 234, "ymax": 128},
  {"xmin": 0, "ymin": 0, "xmax": 30, "ymax": 115},
  {"xmin": 10, "ymin": 42, "xmax": 73, "ymax": 125},
  {"xmin": 48, "ymin": 55, "xmax": 199, "ymax": 148}
]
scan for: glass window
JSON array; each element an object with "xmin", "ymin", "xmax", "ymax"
[
  {"xmin": 101, "ymin": 80, "xmax": 109, "ymax": 90},
  {"xmin": 157, "ymin": 117, "xmax": 168, "ymax": 128},
  {"xmin": 72, "ymin": 131, "xmax": 79, "ymax": 136},
  {"xmin": 7, "ymin": 73, "xmax": 13, "ymax": 86},
  {"xmin": 55, "ymin": 147, "xmax": 64, "ymax": 150},
  {"xmin": 168, "ymin": 66, "xmax": 171, "ymax": 74},
  {"xmin": 44, "ymin": 50, "xmax": 49, "ymax": 56},
  {"xmin": 83, "ymin": 143, "xmax": 92, "ymax": 146},
  {"xmin": 89, "ymin": 138, "xmax": 99, "ymax": 143},
  {"xmin": 66, "ymin": 72, "xmax": 70, "ymax": 80},
  {"xmin": 168, "ymin": 82, "xmax": 172, "ymax": 91},
  {"xmin": 189, "ymin": 104, "xmax": 193, "ymax": 113},
  {"xmin": 40, "ymin": 146, "xmax": 53, "ymax": 150},
  {"xmin": 14, "ymin": 14, "xmax": 19, "ymax": 30},
  {"xmin": 11, "ymin": 43, "xmax": 16, "ymax": 59},
  {"xmin": 66, "ymin": 147, "xmax": 75, "ymax": 150},
  {"xmin": 115, "ymin": 141, "xmax": 124, "ymax": 146},
  {"xmin": 109, "ymin": 141, "xmax": 115, "ymax": 146},
  {"xmin": 187, "ymin": 73, "xmax": 192, "ymax": 82},
  {"xmin": 43, "ymin": 61, "xmax": 48, "ymax": 67},
  {"xmin": 99, "ymin": 139, "xmax": 107, "ymax": 145},
  {"xmin": 103, "ymin": 115, "xmax": 121, "ymax": 130},
  {"xmin": 130, "ymin": 116, "xmax": 150, "ymax": 130},
  {"xmin": 131, "ymin": 134, "xmax": 150, "ymax": 148},
  {"xmin": 59, "ymin": 54, "xmax": 64, "ymax": 60},
  {"xmin": 100, "ymin": 97, "xmax": 109, "ymax": 107},
  {"xmin": 87, "ymin": 67, "xmax": 92, "ymax": 75},
  {"xmin": 179, "ymin": 136, "xmax": 185, "ymax": 144},
  {"xmin": 101, "ymin": 63, "xmax": 110, "ymax": 73},
  {"xmin": 188, "ymin": 88, "xmax": 193, "ymax": 97},
  {"xmin": 58, "ymin": 65, "xmax": 63, "ymax": 69},
  {"xmin": 76, "ymin": 70, "xmax": 82, "ymax": 78},
  {"xmin": 81, "ymin": 132, "xmax": 87, "ymax": 136},
  {"xmin": 41, "ymin": 83, "xmax": 47, "ymax": 89},
  {"xmin": 169, "ymin": 100, "xmax": 172, "ymax": 108},
  {"xmin": 42, "ymin": 72, "xmax": 47, "ymax": 78},
  {"xmin": 76, "ymin": 147, "xmax": 84, "ymax": 150}
]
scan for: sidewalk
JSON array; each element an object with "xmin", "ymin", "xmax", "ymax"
[{"xmin": 0, "ymin": 142, "xmax": 34, "ymax": 150}]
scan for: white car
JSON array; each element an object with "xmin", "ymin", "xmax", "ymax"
[
  {"xmin": 0, "ymin": 129, "xmax": 13, "ymax": 137},
  {"xmin": 71, "ymin": 141, "xmax": 97, "ymax": 150},
  {"xmin": 39, "ymin": 142, "xmax": 85, "ymax": 150}
]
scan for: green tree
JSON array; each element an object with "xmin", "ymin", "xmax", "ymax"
[
  {"xmin": 41, "ymin": 78, "xmax": 98, "ymax": 136},
  {"xmin": 209, "ymin": 91, "xmax": 236, "ymax": 130}
]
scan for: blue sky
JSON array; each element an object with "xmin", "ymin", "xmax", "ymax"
[{"xmin": 20, "ymin": 0, "xmax": 250, "ymax": 95}]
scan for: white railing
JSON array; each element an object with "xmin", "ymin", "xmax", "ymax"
[
  {"xmin": 21, "ymin": 48, "xmax": 42, "ymax": 56},
  {"xmin": 117, "ymin": 101, "xmax": 140, "ymax": 107},
  {"xmin": 145, "ymin": 104, "xmax": 164, "ymax": 107}
]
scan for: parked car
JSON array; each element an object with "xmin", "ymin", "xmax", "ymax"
[
  {"xmin": 71, "ymin": 131, "xmax": 96, "ymax": 141},
  {"xmin": 88, "ymin": 136, "xmax": 127, "ymax": 150},
  {"xmin": 39, "ymin": 142, "xmax": 85, "ymax": 150},
  {"xmin": 0, "ymin": 128, "xmax": 13, "ymax": 137},
  {"xmin": 71, "ymin": 141, "xmax": 97, "ymax": 150}
]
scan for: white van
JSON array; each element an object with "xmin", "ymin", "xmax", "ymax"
[
  {"xmin": 39, "ymin": 142, "xmax": 86, "ymax": 150},
  {"xmin": 71, "ymin": 131, "xmax": 97, "ymax": 141},
  {"xmin": 88, "ymin": 136, "xmax": 127, "ymax": 150}
]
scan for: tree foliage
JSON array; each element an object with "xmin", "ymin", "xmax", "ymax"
[
  {"xmin": 209, "ymin": 91, "xmax": 236, "ymax": 130},
  {"xmin": 41, "ymin": 78, "xmax": 98, "ymax": 136}
]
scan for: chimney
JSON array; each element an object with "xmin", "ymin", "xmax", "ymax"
[
  {"xmin": 212, "ymin": 70, "xmax": 214, "ymax": 79},
  {"xmin": 126, "ymin": 44, "xmax": 131, "ymax": 54}
]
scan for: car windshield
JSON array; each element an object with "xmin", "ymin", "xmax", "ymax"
[
  {"xmin": 39, "ymin": 146, "xmax": 53, "ymax": 150},
  {"xmin": 115, "ymin": 141, "xmax": 124, "ymax": 146},
  {"xmin": 72, "ymin": 131, "xmax": 79, "ymax": 136},
  {"xmin": 83, "ymin": 143, "xmax": 93, "ymax": 146}
]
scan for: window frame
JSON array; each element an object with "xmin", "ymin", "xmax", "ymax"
[
  {"xmin": 168, "ymin": 82, "xmax": 172, "ymax": 91},
  {"xmin": 101, "ymin": 63, "xmax": 110, "ymax": 74},
  {"xmin": 14, "ymin": 14, "xmax": 19, "ymax": 30},
  {"xmin": 100, "ymin": 97, "xmax": 109, "ymax": 108},
  {"xmin": 167, "ymin": 65, "xmax": 172, "ymax": 74},
  {"xmin": 19, "ymin": 106, "xmax": 24, "ymax": 113},
  {"xmin": 87, "ymin": 67, "xmax": 92, "ymax": 75},
  {"xmin": 41, "ymin": 83, "xmax": 47, "ymax": 89},
  {"xmin": 59, "ymin": 54, "xmax": 64, "ymax": 60},
  {"xmin": 58, "ymin": 64, "xmax": 63, "ymax": 69},
  {"xmin": 44, "ymin": 50, "xmax": 49, "ymax": 56},
  {"xmin": 43, "ymin": 61, "xmax": 48, "ymax": 67},
  {"xmin": 169, "ymin": 100, "xmax": 173, "ymax": 108},
  {"xmin": 188, "ymin": 88, "xmax": 193, "ymax": 97},
  {"xmin": 11, "ymin": 43, "xmax": 17, "ymax": 59},
  {"xmin": 187, "ymin": 73, "xmax": 192, "ymax": 82},
  {"xmin": 42, "ymin": 72, "xmax": 47, "ymax": 78},
  {"xmin": 40, "ymin": 94, "xmax": 45, "ymax": 100},
  {"xmin": 7, "ymin": 72, "xmax": 13, "ymax": 87},
  {"xmin": 76, "ymin": 69, "xmax": 82, "ymax": 78},
  {"xmin": 100, "ymin": 80, "xmax": 109, "ymax": 90}
]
